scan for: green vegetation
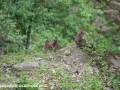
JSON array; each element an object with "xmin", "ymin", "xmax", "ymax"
[
  {"xmin": 1, "ymin": 57, "xmax": 104, "ymax": 90},
  {"xmin": 0, "ymin": 0, "xmax": 120, "ymax": 90},
  {"xmin": 1, "ymin": 0, "xmax": 102, "ymax": 52}
]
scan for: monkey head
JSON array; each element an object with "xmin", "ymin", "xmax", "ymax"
[
  {"xmin": 80, "ymin": 30, "xmax": 86, "ymax": 35},
  {"xmin": 52, "ymin": 39, "xmax": 57, "ymax": 47},
  {"xmin": 45, "ymin": 40, "xmax": 49, "ymax": 43}
]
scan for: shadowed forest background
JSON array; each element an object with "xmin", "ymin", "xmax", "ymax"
[{"xmin": 0, "ymin": 0, "xmax": 120, "ymax": 90}]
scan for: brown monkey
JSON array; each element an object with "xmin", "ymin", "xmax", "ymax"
[
  {"xmin": 44, "ymin": 40, "xmax": 52, "ymax": 52},
  {"xmin": 52, "ymin": 39, "xmax": 61, "ymax": 52},
  {"xmin": 75, "ymin": 30, "xmax": 86, "ymax": 47},
  {"xmin": 0, "ymin": 50, "xmax": 7, "ymax": 55}
]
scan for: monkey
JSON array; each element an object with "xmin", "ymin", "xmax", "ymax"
[
  {"xmin": 52, "ymin": 39, "xmax": 61, "ymax": 52},
  {"xmin": 75, "ymin": 30, "xmax": 86, "ymax": 47},
  {"xmin": 44, "ymin": 40, "xmax": 52, "ymax": 52},
  {"xmin": 0, "ymin": 50, "xmax": 7, "ymax": 55}
]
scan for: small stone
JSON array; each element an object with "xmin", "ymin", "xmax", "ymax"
[
  {"xmin": 33, "ymin": 56, "xmax": 43, "ymax": 61},
  {"xmin": 63, "ymin": 50, "xmax": 71, "ymax": 56},
  {"xmin": 118, "ymin": 46, "xmax": 120, "ymax": 50},
  {"xmin": 52, "ymin": 69, "xmax": 56, "ymax": 74}
]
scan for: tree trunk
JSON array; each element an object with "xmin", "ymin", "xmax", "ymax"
[{"xmin": 25, "ymin": 26, "xmax": 31, "ymax": 54}]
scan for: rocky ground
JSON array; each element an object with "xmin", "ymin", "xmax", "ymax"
[{"xmin": 0, "ymin": 44, "xmax": 120, "ymax": 89}]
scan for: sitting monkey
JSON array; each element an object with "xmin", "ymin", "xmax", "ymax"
[
  {"xmin": 44, "ymin": 40, "xmax": 52, "ymax": 52},
  {"xmin": 75, "ymin": 30, "xmax": 86, "ymax": 47},
  {"xmin": 52, "ymin": 39, "xmax": 61, "ymax": 52}
]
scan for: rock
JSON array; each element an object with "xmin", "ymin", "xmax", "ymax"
[
  {"xmin": 110, "ymin": 1, "xmax": 120, "ymax": 8},
  {"xmin": 101, "ymin": 25, "xmax": 110, "ymax": 32},
  {"xmin": 93, "ymin": 0, "xmax": 120, "ymax": 36},
  {"xmin": 105, "ymin": 87, "xmax": 113, "ymax": 90},
  {"xmin": 109, "ymin": 55, "xmax": 120, "ymax": 69},
  {"xmin": 33, "ymin": 56, "xmax": 43, "ymax": 61},
  {"xmin": 13, "ymin": 61, "xmax": 39, "ymax": 70},
  {"xmin": 63, "ymin": 50, "xmax": 71, "ymax": 56},
  {"xmin": 104, "ymin": 0, "xmax": 120, "ymax": 23},
  {"xmin": 118, "ymin": 46, "xmax": 120, "ymax": 50},
  {"xmin": 71, "ymin": 5, "xmax": 79, "ymax": 12},
  {"xmin": 93, "ymin": 16, "xmax": 102, "ymax": 27},
  {"xmin": 104, "ymin": 9, "xmax": 119, "ymax": 15}
]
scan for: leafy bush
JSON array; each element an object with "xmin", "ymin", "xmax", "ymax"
[
  {"xmin": 1, "ymin": 0, "xmax": 103, "ymax": 53},
  {"xmin": 109, "ymin": 74, "xmax": 120, "ymax": 90}
]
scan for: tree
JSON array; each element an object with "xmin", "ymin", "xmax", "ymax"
[{"xmin": 1, "ymin": 0, "xmax": 43, "ymax": 53}]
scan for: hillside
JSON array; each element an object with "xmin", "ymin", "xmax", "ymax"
[
  {"xmin": 0, "ymin": 44, "xmax": 105, "ymax": 90},
  {"xmin": 0, "ymin": 0, "xmax": 120, "ymax": 90}
]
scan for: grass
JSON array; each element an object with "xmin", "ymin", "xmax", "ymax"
[{"xmin": 0, "ymin": 51, "xmax": 104, "ymax": 90}]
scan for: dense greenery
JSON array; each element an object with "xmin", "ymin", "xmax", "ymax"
[
  {"xmin": 1, "ymin": 0, "xmax": 119, "ymax": 54},
  {"xmin": 1, "ymin": 0, "xmax": 102, "ymax": 52},
  {"xmin": 0, "ymin": 0, "xmax": 120, "ymax": 89}
]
